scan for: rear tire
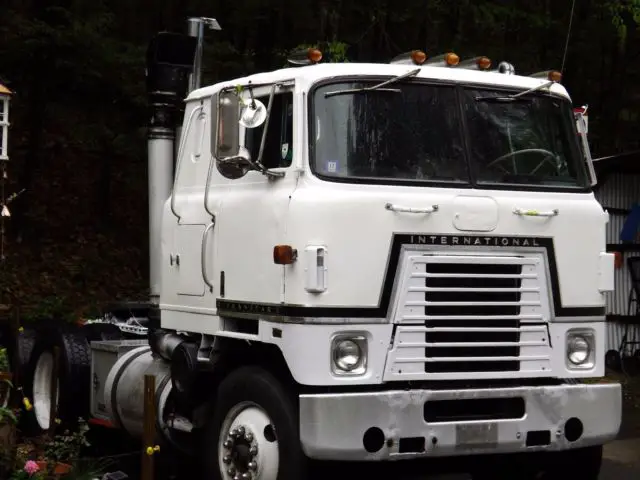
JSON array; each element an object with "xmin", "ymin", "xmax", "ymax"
[
  {"xmin": 202, "ymin": 366, "xmax": 305, "ymax": 480},
  {"xmin": 9, "ymin": 327, "xmax": 37, "ymax": 432},
  {"xmin": 26, "ymin": 325, "xmax": 91, "ymax": 432}
]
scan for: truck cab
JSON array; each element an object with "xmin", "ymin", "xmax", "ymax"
[{"xmin": 157, "ymin": 50, "xmax": 620, "ymax": 478}]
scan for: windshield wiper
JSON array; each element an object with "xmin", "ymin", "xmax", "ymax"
[
  {"xmin": 475, "ymin": 80, "xmax": 555, "ymax": 103},
  {"xmin": 324, "ymin": 68, "xmax": 421, "ymax": 99}
]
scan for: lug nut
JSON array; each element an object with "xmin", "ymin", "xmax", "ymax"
[
  {"xmin": 223, "ymin": 439, "xmax": 233, "ymax": 449},
  {"xmin": 245, "ymin": 432, "xmax": 254, "ymax": 442},
  {"xmin": 227, "ymin": 466, "xmax": 236, "ymax": 476},
  {"xmin": 247, "ymin": 461, "xmax": 257, "ymax": 471},
  {"xmin": 249, "ymin": 445, "xmax": 258, "ymax": 456},
  {"xmin": 223, "ymin": 455, "xmax": 232, "ymax": 464},
  {"xmin": 237, "ymin": 426, "xmax": 245, "ymax": 436},
  {"xmin": 241, "ymin": 474, "xmax": 251, "ymax": 480}
]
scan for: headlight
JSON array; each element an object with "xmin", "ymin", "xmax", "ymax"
[
  {"xmin": 331, "ymin": 335, "xmax": 367, "ymax": 375},
  {"xmin": 566, "ymin": 330, "xmax": 595, "ymax": 369}
]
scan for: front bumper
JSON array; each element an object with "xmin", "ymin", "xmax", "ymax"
[{"xmin": 299, "ymin": 382, "xmax": 621, "ymax": 461}]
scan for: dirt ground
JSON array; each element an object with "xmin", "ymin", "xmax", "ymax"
[{"xmin": 598, "ymin": 369, "xmax": 640, "ymax": 479}]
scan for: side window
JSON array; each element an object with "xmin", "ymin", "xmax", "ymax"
[{"xmin": 245, "ymin": 92, "xmax": 293, "ymax": 169}]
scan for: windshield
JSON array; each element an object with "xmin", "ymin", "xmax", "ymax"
[
  {"xmin": 464, "ymin": 88, "xmax": 588, "ymax": 187},
  {"xmin": 310, "ymin": 80, "xmax": 589, "ymax": 190}
]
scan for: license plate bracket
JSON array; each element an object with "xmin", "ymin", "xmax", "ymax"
[{"xmin": 455, "ymin": 423, "xmax": 498, "ymax": 450}]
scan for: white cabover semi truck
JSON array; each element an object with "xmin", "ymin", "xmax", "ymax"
[{"xmin": 19, "ymin": 17, "xmax": 621, "ymax": 480}]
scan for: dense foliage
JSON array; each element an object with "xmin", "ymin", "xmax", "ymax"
[{"xmin": 0, "ymin": 0, "xmax": 639, "ymax": 319}]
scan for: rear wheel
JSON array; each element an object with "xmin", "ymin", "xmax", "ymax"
[
  {"xmin": 203, "ymin": 366, "xmax": 305, "ymax": 480},
  {"xmin": 26, "ymin": 326, "xmax": 91, "ymax": 432},
  {"xmin": 32, "ymin": 350, "xmax": 60, "ymax": 431}
]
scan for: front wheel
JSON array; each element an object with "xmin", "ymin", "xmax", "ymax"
[{"xmin": 203, "ymin": 366, "xmax": 305, "ymax": 480}]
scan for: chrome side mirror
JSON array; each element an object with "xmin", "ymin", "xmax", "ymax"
[{"xmin": 213, "ymin": 90, "xmax": 240, "ymax": 159}]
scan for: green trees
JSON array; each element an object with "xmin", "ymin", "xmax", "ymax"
[{"xmin": 0, "ymin": 0, "xmax": 638, "ymax": 315}]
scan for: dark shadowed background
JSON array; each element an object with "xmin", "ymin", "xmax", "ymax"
[{"xmin": 0, "ymin": 0, "xmax": 638, "ymax": 320}]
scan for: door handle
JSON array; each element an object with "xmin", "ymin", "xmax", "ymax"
[
  {"xmin": 201, "ymin": 222, "xmax": 215, "ymax": 293},
  {"xmin": 385, "ymin": 203, "xmax": 439, "ymax": 214}
]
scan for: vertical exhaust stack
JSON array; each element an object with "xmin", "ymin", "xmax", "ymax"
[
  {"xmin": 186, "ymin": 17, "xmax": 222, "ymax": 93},
  {"xmin": 145, "ymin": 32, "xmax": 197, "ymax": 304},
  {"xmin": 174, "ymin": 17, "xmax": 222, "ymax": 159},
  {"xmin": 145, "ymin": 18, "xmax": 221, "ymax": 306}
]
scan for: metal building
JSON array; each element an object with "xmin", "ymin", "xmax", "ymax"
[{"xmin": 593, "ymin": 153, "xmax": 640, "ymax": 360}]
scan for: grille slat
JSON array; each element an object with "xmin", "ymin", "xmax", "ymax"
[
  {"xmin": 400, "ymin": 341, "xmax": 547, "ymax": 347},
  {"xmin": 393, "ymin": 355, "xmax": 550, "ymax": 363},
  {"xmin": 398, "ymin": 325, "xmax": 546, "ymax": 333},
  {"xmin": 401, "ymin": 315, "xmax": 543, "ymax": 322},
  {"xmin": 409, "ymin": 287, "xmax": 539, "ymax": 292}
]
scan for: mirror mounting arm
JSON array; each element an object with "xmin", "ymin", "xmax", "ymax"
[
  {"xmin": 254, "ymin": 84, "xmax": 284, "ymax": 177},
  {"xmin": 253, "ymin": 84, "xmax": 285, "ymax": 178}
]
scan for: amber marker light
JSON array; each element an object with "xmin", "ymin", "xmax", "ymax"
[
  {"xmin": 445, "ymin": 52, "xmax": 460, "ymax": 66},
  {"xmin": 274, "ymin": 245, "xmax": 298, "ymax": 264}
]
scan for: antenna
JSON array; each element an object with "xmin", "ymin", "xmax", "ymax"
[{"xmin": 560, "ymin": 0, "xmax": 576, "ymax": 73}]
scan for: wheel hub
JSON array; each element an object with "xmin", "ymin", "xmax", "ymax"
[{"xmin": 223, "ymin": 425, "xmax": 259, "ymax": 480}]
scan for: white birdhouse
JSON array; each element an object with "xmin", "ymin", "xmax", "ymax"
[{"xmin": 0, "ymin": 83, "xmax": 11, "ymax": 162}]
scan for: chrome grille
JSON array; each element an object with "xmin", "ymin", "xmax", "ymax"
[
  {"xmin": 385, "ymin": 252, "xmax": 552, "ymax": 381},
  {"xmin": 424, "ymin": 261, "xmax": 523, "ymax": 373}
]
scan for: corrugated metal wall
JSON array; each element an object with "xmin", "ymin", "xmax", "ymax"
[
  {"xmin": 595, "ymin": 172, "xmax": 640, "ymax": 354},
  {"xmin": 598, "ymin": 172, "xmax": 640, "ymax": 245},
  {"xmin": 595, "ymin": 172, "xmax": 640, "ymax": 315},
  {"xmin": 606, "ymin": 319, "xmax": 640, "ymax": 355}
]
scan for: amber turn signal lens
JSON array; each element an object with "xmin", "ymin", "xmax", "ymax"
[{"xmin": 274, "ymin": 245, "xmax": 298, "ymax": 265}]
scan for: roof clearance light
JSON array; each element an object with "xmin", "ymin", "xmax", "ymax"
[
  {"xmin": 287, "ymin": 48, "xmax": 323, "ymax": 66},
  {"xmin": 425, "ymin": 52, "xmax": 460, "ymax": 67},
  {"xmin": 529, "ymin": 69, "xmax": 562, "ymax": 83},
  {"xmin": 548, "ymin": 70, "xmax": 562, "ymax": 82},
  {"xmin": 390, "ymin": 50, "xmax": 428, "ymax": 65},
  {"xmin": 477, "ymin": 56, "xmax": 492, "ymax": 70},
  {"xmin": 458, "ymin": 56, "xmax": 492, "ymax": 71},
  {"xmin": 445, "ymin": 52, "xmax": 460, "ymax": 66}
]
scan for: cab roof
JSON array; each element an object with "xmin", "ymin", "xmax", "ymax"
[{"xmin": 188, "ymin": 62, "xmax": 570, "ymax": 102}]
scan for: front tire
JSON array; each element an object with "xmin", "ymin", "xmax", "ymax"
[{"xmin": 202, "ymin": 366, "xmax": 305, "ymax": 480}]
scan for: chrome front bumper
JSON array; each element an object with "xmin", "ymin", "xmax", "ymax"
[{"xmin": 299, "ymin": 382, "xmax": 621, "ymax": 461}]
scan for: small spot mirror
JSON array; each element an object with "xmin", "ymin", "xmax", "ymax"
[{"xmin": 239, "ymin": 99, "xmax": 267, "ymax": 129}]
